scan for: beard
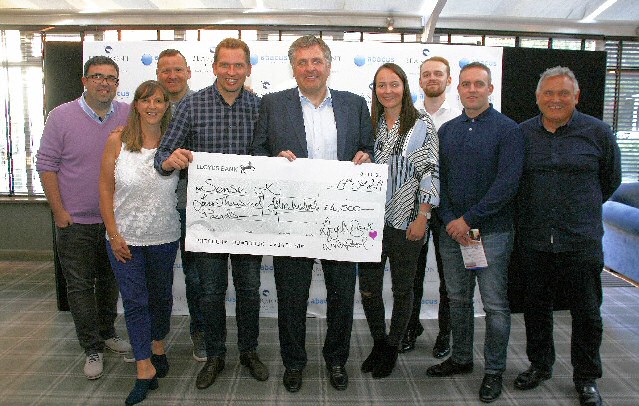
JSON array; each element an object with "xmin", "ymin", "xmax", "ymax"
[{"xmin": 424, "ymin": 87, "xmax": 446, "ymax": 98}]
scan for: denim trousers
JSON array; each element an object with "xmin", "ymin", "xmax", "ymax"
[
  {"xmin": 408, "ymin": 221, "xmax": 451, "ymax": 336},
  {"xmin": 178, "ymin": 208, "xmax": 204, "ymax": 336},
  {"xmin": 273, "ymin": 256, "xmax": 356, "ymax": 369},
  {"xmin": 107, "ymin": 241, "xmax": 178, "ymax": 361},
  {"xmin": 55, "ymin": 223, "xmax": 119, "ymax": 355},
  {"xmin": 439, "ymin": 227, "xmax": 513, "ymax": 374},
  {"xmin": 359, "ymin": 225, "xmax": 423, "ymax": 347},
  {"xmin": 519, "ymin": 245, "xmax": 603, "ymax": 384},
  {"xmin": 192, "ymin": 252, "xmax": 262, "ymax": 358}
]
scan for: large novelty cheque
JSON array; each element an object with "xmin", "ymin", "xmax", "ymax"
[{"xmin": 185, "ymin": 153, "xmax": 388, "ymax": 262}]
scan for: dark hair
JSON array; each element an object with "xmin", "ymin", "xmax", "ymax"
[
  {"xmin": 288, "ymin": 35, "xmax": 332, "ymax": 66},
  {"xmin": 121, "ymin": 80, "xmax": 172, "ymax": 152},
  {"xmin": 83, "ymin": 56, "xmax": 119, "ymax": 77},
  {"xmin": 459, "ymin": 61, "xmax": 492, "ymax": 84},
  {"xmin": 371, "ymin": 63, "xmax": 419, "ymax": 139},
  {"xmin": 157, "ymin": 49, "xmax": 188, "ymax": 65},
  {"xmin": 214, "ymin": 38, "xmax": 251, "ymax": 65}
]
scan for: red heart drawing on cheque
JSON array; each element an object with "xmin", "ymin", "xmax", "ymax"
[{"xmin": 369, "ymin": 231, "xmax": 378, "ymax": 239}]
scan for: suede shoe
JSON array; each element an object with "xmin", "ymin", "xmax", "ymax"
[
  {"xmin": 283, "ymin": 368, "xmax": 303, "ymax": 393},
  {"xmin": 426, "ymin": 358, "xmax": 473, "ymax": 377},
  {"xmin": 84, "ymin": 352, "xmax": 104, "ymax": 380},
  {"xmin": 514, "ymin": 365, "xmax": 551, "ymax": 390},
  {"xmin": 577, "ymin": 384, "xmax": 603, "ymax": 406},
  {"xmin": 196, "ymin": 357, "xmax": 225, "ymax": 389},
  {"xmin": 150, "ymin": 354, "xmax": 169, "ymax": 378},
  {"xmin": 372, "ymin": 342, "xmax": 398, "ymax": 379},
  {"xmin": 240, "ymin": 351, "xmax": 269, "ymax": 381},
  {"xmin": 105, "ymin": 335, "xmax": 132, "ymax": 355},
  {"xmin": 327, "ymin": 365, "xmax": 348, "ymax": 390},
  {"xmin": 125, "ymin": 376, "xmax": 158, "ymax": 405},
  {"xmin": 432, "ymin": 332, "xmax": 451, "ymax": 359},
  {"xmin": 479, "ymin": 373, "xmax": 503, "ymax": 403},
  {"xmin": 361, "ymin": 339, "xmax": 385, "ymax": 373},
  {"xmin": 399, "ymin": 323, "xmax": 424, "ymax": 353},
  {"xmin": 191, "ymin": 332, "xmax": 207, "ymax": 362}
]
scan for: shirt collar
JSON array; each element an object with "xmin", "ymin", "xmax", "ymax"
[
  {"xmin": 298, "ymin": 87, "xmax": 333, "ymax": 108},
  {"xmin": 79, "ymin": 92, "xmax": 115, "ymax": 123},
  {"xmin": 462, "ymin": 103, "xmax": 493, "ymax": 121}
]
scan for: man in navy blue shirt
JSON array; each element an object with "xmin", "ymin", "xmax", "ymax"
[
  {"xmin": 513, "ymin": 66, "xmax": 621, "ymax": 406},
  {"xmin": 426, "ymin": 62, "xmax": 525, "ymax": 404}
]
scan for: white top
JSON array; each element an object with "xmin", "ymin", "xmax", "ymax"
[
  {"xmin": 414, "ymin": 98, "xmax": 462, "ymax": 130},
  {"xmin": 111, "ymin": 145, "xmax": 180, "ymax": 246},
  {"xmin": 299, "ymin": 88, "xmax": 338, "ymax": 160}
]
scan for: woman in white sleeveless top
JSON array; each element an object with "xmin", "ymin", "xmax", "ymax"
[{"xmin": 99, "ymin": 80, "xmax": 179, "ymax": 405}]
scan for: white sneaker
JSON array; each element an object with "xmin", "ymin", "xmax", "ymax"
[
  {"xmin": 123, "ymin": 351, "xmax": 136, "ymax": 363},
  {"xmin": 105, "ymin": 335, "xmax": 132, "ymax": 354},
  {"xmin": 84, "ymin": 352, "xmax": 104, "ymax": 380}
]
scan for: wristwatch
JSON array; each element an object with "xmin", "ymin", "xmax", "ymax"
[{"xmin": 418, "ymin": 210, "xmax": 431, "ymax": 220}]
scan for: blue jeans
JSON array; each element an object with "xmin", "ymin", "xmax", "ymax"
[
  {"xmin": 439, "ymin": 227, "xmax": 513, "ymax": 374},
  {"xmin": 192, "ymin": 252, "xmax": 262, "ymax": 358},
  {"xmin": 55, "ymin": 223, "xmax": 118, "ymax": 355},
  {"xmin": 359, "ymin": 225, "xmax": 423, "ymax": 347},
  {"xmin": 178, "ymin": 208, "xmax": 204, "ymax": 336},
  {"xmin": 107, "ymin": 241, "xmax": 178, "ymax": 361},
  {"xmin": 520, "ymin": 246, "xmax": 603, "ymax": 385},
  {"xmin": 274, "ymin": 256, "xmax": 356, "ymax": 369}
]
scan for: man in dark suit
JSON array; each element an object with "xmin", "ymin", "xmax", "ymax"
[{"xmin": 250, "ymin": 35, "xmax": 373, "ymax": 393}]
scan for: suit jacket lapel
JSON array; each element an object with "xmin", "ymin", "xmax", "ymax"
[
  {"xmin": 285, "ymin": 88, "xmax": 308, "ymax": 156},
  {"xmin": 332, "ymin": 90, "xmax": 348, "ymax": 161}
]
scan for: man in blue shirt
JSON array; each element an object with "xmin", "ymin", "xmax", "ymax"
[
  {"xmin": 154, "ymin": 38, "xmax": 268, "ymax": 390},
  {"xmin": 513, "ymin": 66, "xmax": 621, "ymax": 406},
  {"xmin": 426, "ymin": 62, "xmax": 525, "ymax": 404}
]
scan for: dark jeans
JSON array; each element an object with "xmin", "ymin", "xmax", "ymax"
[
  {"xmin": 107, "ymin": 241, "xmax": 178, "ymax": 361},
  {"xmin": 359, "ymin": 225, "xmax": 423, "ymax": 347},
  {"xmin": 178, "ymin": 208, "xmax": 204, "ymax": 336},
  {"xmin": 408, "ymin": 223, "xmax": 451, "ymax": 336},
  {"xmin": 192, "ymin": 252, "xmax": 262, "ymax": 358},
  {"xmin": 273, "ymin": 256, "xmax": 356, "ymax": 369},
  {"xmin": 520, "ymin": 245, "xmax": 603, "ymax": 384},
  {"xmin": 55, "ymin": 223, "xmax": 118, "ymax": 355}
]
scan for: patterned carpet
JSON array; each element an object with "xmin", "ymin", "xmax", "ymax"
[{"xmin": 0, "ymin": 261, "xmax": 638, "ymax": 405}]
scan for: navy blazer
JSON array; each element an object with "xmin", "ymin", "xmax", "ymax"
[{"xmin": 250, "ymin": 87, "xmax": 373, "ymax": 161}]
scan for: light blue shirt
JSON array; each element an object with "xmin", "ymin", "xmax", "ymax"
[
  {"xmin": 299, "ymin": 88, "xmax": 338, "ymax": 160},
  {"xmin": 79, "ymin": 92, "xmax": 115, "ymax": 123}
]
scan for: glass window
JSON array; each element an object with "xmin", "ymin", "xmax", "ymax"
[
  {"xmin": 486, "ymin": 36, "xmax": 516, "ymax": 47},
  {"xmin": 520, "ymin": 37, "xmax": 549, "ymax": 48},
  {"xmin": 552, "ymin": 38, "xmax": 582, "ymax": 50}
]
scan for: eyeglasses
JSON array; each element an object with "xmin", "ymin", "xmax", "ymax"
[{"xmin": 86, "ymin": 73, "xmax": 119, "ymax": 86}]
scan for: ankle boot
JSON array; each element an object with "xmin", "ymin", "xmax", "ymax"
[
  {"xmin": 125, "ymin": 376, "xmax": 158, "ymax": 405},
  {"xmin": 372, "ymin": 342, "xmax": 398, "ymax": 379},
  {"xmin": 361, "ymin": 339, "xmax": 386, "ymax": 373}
]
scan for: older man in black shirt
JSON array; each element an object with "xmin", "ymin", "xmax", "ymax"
[{"xmin": 514, "ymin": 66, "xmax": 621, "ymax": 406}]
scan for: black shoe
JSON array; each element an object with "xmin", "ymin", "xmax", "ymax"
[
  {"xmin": 372, "ymin": 342, "xmax": 398, "ymax": 379},
  {"xmin": 196, "ymin": 357, "xmax": 225, "ymax": 390},
  {"xmin": 240, "ymin": 351, "xmax": 269, "ymax": 381},
  {"xmin": 327, "ymin": 365, "xmax": 348, "ymax": 390},
  {"xmin": 125, "ymin": 376, "xmax": 158, "ymax": 405},
  {"xmin": 399, "ymin": 323, "xmax": 424, "ymax": 353},
  {"xmin": 283, "ymin": 368, "xmax": 303, "ymax": 393},
  {"xmin": 432, "ymin": 332, "xmax": 451, "ymax": 359},
  {"xmin": 577, "ymin": 384, "xmax": 603, "ymax": 406},
  {"xmin": 479, "ymin": 373, "xmax": 503, "ymax": 403},
  {"xmin": 514, "ymin": 365, "xmax": 551, "ymax": 390},
  {"xmin": 361, "ymin": 339, "xmax": 385, "ymax": 373},
  {"xmin": 150, "ymin": 354, "xmax": 169, "ymax": 378},
  {"xmin": 426, "ymin": 358, "xmax": 474, "ymax": 377}
]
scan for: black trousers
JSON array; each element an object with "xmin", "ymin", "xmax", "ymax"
[
  {"xmin": 519, "ymin": 245, "xmax": 603, "ymax": 384},
  {"xmin": 408, "ymin": 222, "xmax": 450, "ymax": 337}
]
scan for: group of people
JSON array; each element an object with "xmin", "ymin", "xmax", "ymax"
[{"xmin": 36, "ymin": 35, "xmax": 621, "ymax": 406}]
